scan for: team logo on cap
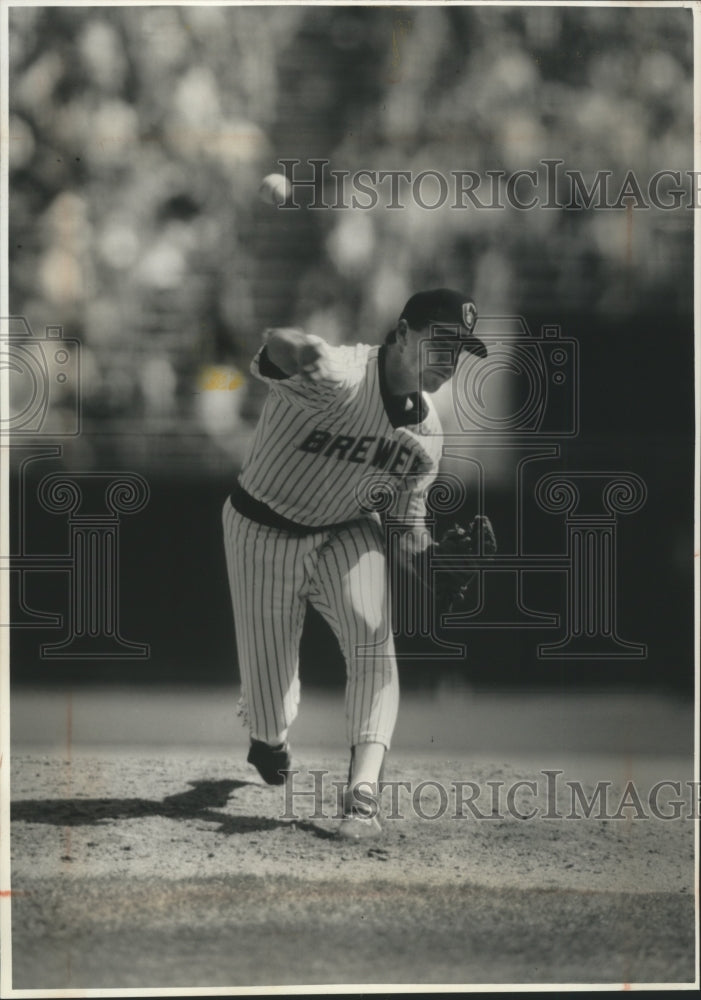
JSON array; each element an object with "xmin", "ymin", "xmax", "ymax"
[{"xmin": 462, "ymin": 301, "xmax": 477, "ymax": 330}]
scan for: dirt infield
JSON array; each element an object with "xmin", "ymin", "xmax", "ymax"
[{"xmin": 8, "ymin": 747, "xmax": 696, "ymax": 991}]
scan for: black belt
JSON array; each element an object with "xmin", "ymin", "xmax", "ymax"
[{"xmin": 229, "ymin": 482, "xmax": 365, "ymax": 536}]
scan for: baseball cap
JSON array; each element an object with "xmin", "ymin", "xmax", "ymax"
[{"xmin": 400, "ymin": 288, "xmax": 487, "ymax": 358}]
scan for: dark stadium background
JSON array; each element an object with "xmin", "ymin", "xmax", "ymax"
[{"xmin": 7, "ymin": 4, "xmax": 694, "ymax": 694}]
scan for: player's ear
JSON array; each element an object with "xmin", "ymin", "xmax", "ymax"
[{"xmin": 396, "ymin": 318, "xmax": 409, "ymax": 346}]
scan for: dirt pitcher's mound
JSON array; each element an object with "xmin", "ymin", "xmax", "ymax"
[{"xmin": 9, "ymin": 751, "xmax": 696, "ymax": 990}]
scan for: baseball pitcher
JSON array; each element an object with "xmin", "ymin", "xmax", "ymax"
[{"xmin": 222, "ymin": 289, "xmax": 492, "ymax": 839}]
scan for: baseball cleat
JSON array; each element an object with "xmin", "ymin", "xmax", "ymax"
[
  {"xmin": 337, "ymin": 787, "xmax": 382, "ymax": 841},
  {"xmin": 247, "ymin": 738, "xmax": 292, "ymax": 785}
]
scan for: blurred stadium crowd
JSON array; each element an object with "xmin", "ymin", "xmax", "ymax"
[{"xmin": 8, "ymin": 4, "xmax": 693, "ymax": 474}]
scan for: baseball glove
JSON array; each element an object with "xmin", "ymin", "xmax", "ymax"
[{"xmin": 434, "ymin": 514, "xmax": 497, "ymax": 611}]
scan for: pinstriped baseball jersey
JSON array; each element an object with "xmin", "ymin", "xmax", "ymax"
[{"xmin": 238, "ymin": 342, "xmax": 444, "ymax": 526}]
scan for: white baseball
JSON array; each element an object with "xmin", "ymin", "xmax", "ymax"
[{"xmin": 259, "ymin": 173, "xmax": 292, "ymax": 206}]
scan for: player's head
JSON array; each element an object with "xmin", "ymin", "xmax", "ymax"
[{"xmin": 388, "ymin": 288, "xmax": 487, "ymax": 393}]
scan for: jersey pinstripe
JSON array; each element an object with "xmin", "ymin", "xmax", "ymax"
[{"xmin": 238, "ymin": 343, "xmax": 443, "ymax": 526}]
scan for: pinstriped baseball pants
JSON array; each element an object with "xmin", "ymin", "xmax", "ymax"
[{"xmin": 222, "ymin": 499, "xmax": 399, "ymax": 749}]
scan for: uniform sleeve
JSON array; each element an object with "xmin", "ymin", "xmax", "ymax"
[
  {"xmin": 250, "ymin": 342, "xmax": 371, "ymax": 412},
  {"xmin": 388, "ymin": 411, "xmax": 443, "ymax": 526},
  {"xmin": 391, "ymin": 472, "xmax": 436, "ymax": 524}
]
